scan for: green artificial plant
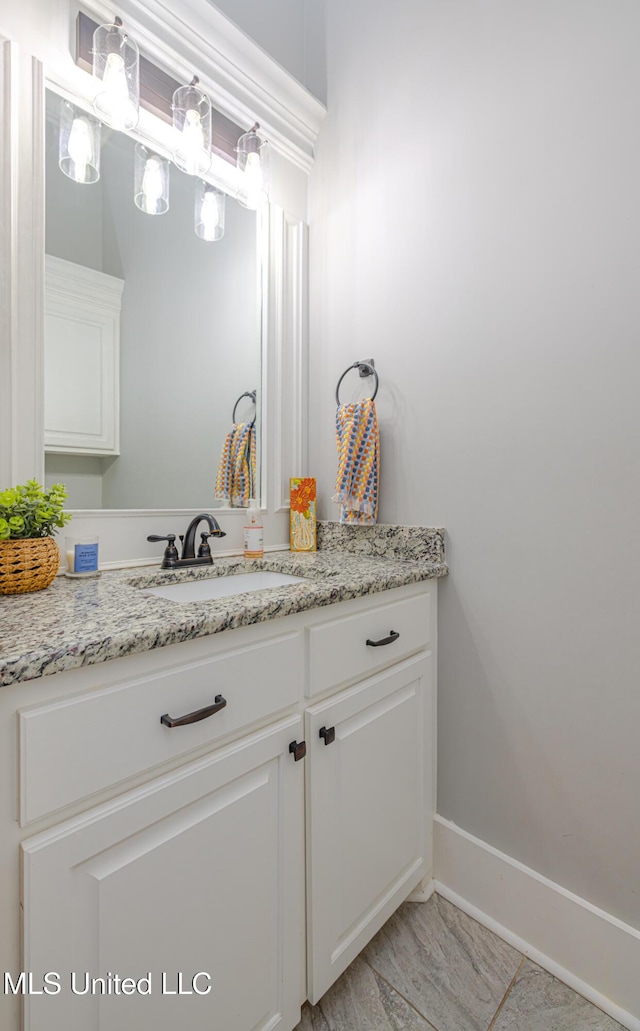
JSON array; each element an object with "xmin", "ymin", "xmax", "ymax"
[{"xmin": 0, "ymin": 480, "xmax": 72, "ymax": 540}]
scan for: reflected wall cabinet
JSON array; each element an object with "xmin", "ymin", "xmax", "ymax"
[{"xmin": 44, "ymin": 255, "xmax": 123, "ymax": 456}]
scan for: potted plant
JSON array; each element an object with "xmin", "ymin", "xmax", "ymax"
[{"xmin": 0, "ymin": 480, "xmax": 71, "ymax": 594}]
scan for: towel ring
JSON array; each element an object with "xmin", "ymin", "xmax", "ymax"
[
  {"xmin": 233, "ymin": 390, "xmax": 257, "ymax": 425},
  {"xmin": 335, "ymin": 361, "xmax": 378, "ymax": 406}
]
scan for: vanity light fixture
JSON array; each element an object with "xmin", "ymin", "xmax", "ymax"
[
  {"xmin": 134, "ymin": 144, "xmax": 170, "ymax": 214},
  {"xmin": 172, "ymin": 77, "xmax": 212, "ymax": 176},
  {"xmin": 236, "ymin": 123, "xmax": 269, "ymax": 210},
  {"xmin": 76, "ymin": 14, "xmax": 250, "ymax": 168},
  {"xmin": 194, "ymin": 180, "xmax": 225, "ymax": 241},
  {"xmin": 92, "ymin": 18, "xmax": 139, "ymax": 130},
  {"xmin": 58, "ymin": 100, "xmax": 101, "ymax": 184}
]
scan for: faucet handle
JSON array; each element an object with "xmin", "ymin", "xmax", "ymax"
[
  {"xmin": 147, "ymin": 534, "xmax": 179, "ymax": 569},
  {"xmin": 197, "ymin": 530, "xmax": 226, "ymax": 559},
  {"xmin": 197, "ymin": 532, "xmax": 212, "ymax": 560}
]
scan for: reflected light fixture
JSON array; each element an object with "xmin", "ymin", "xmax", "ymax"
[
  {"xmin": 172, "ymin": 77, "xmax": 212, "ymax": 176},
  {"xmin": 134, "ymin": 144, "xmax": 170, "ymax": 214},
  {"xmin": 58, "ymin": 100, "xmax": 101, "ymax": 184},
  {"xmin": 195, "ymin": 180, "xmax": 225, "ymax": 241},
  {"xmin": 236, "ymin": 123, "xmax": 269, "ymax": 210},
  {"xmin": 92, "ymin": 17, "xmax": 139, "ymax": 130}
]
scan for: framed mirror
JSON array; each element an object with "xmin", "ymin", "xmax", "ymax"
[
  {"xmin": 43, "ymin": 86, "xmax": 263, "ymax": 512},
  {"xmin": 0, "ymin": 2, "xmax": 323, "ymax": 563}
]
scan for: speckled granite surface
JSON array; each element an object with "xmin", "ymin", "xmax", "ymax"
[
  {"xmin": 317, "ymin": 522, "xmax": 445, "ymax": 562},
  {"xmin": 0, "ymin": 524, "xmax": 446, "ymax": 687}
]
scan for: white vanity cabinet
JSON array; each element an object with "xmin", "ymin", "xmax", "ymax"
[
  {"xmin": 302, "ymin": 588, "xmax": 434, "ymax": 1002},
  {"xmin": 305, "ymin": 654, "xmax": 431, "ymax": 1002},
  {"xmin": 0, "ymin": 580, "xmax": 436, "ymax": 1031},
  {"xmin": 15, "ymin": 621, "xmax": 307, "ymax": 1031},
  {"xmin": 22, "ymin": 714, "xmax": 306, "ymax": 1031}
]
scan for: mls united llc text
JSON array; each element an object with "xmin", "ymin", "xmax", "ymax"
[{"xmin": 4, "ymin": 971, "xmax": 213, "ymax": 996}]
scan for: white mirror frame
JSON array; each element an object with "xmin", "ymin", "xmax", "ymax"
[{"xmin": 0, "ymin": 0, "xmax": 325, "ymax": 565}]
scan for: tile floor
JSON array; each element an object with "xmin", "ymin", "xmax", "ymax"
[{"xmin": 295, "ymin": 894, "xmax": 625, "ymax": 1031}]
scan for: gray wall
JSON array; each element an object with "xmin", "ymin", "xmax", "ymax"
[
  {"xmin": 45, "ymin": 106, "xmax": 103, "ymax": 272},
  {"xmin": 44, "ymin": 454, "xmax": 104, "ymax": 509},
  {"xmin": 45, "ymin": 100, "xmax": 260, "ymax": 510},
  {"xmin": 308, "ymin": 0, "xmax": 640, "ymax": 931},
  {"xmin": 208, "ymin": 0, "xmax": 327, "ymax": 102}
]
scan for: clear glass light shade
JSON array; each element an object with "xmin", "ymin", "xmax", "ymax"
[
  {"xmin": 236, "ymin": 130, "xmax": 269, "ymax": 210},
  {"xmin": 195, "ymin": 181, "xmax": 225, "ymax": 241},
  {"xmin": 172, "ymin": 84, "xmax": 212, "ymax": 176},
  {"xmin": 134, "ymin": 145, "xmax": 170, "ymax": 215},
  {"xmin": 58, "ymin": 100, "xmax": 101, "ymax": 184},
  {"xmin": 92, "ymin": 22, "xmax": 139, "ymax": 130}
]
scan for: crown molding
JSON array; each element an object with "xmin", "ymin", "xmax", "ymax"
[{"xmin": 45, "ymin": 255, "xmax": 124, "ymax": 310}]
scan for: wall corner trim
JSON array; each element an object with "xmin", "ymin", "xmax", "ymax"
[{"xmin": 433, "ymin": 815, "xmax": 640, "ymax": 1030}]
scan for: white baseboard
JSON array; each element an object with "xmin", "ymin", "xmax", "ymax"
[
  {"xmin": 407, "ymin": 873, "xmax": 436, "ymax": 904},
  {"xmin": 434, "ymin": 815, "xmax": 640, "ymax": 1031}
]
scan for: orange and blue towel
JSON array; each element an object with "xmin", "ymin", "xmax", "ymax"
[
  {"xmin": 215, "ymin": 421, "xmax": 257, "ymax": 508},
  {"xmin": 333, "ymin": 397, "xmax": 379, "ymax": 524}
]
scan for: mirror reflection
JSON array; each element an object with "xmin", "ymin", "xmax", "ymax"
[{"xmin": 43, "ymin": 88, "xmax": 262, "ymax": 511}]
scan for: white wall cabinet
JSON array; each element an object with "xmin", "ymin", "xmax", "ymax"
[
  {"xmin": 44, "ymin": 255, "xmax": 123, "ymax": 456},
  {"xmin": 0, "ymin": 581, "xmax": 436, "ymax": 1031}
]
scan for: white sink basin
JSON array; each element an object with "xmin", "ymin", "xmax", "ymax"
[{"xmin": 144, "ymin": 570, "xmax": 307, "ymax": 603}]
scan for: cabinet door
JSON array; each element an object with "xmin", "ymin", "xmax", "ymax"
[
  {"xmin": 305, "ymin": 654, "xmax": 433, "ymax": 1003},
  {"xmin": 22, "ymin": 715, "xmax": 305, "ymax": 1031}
]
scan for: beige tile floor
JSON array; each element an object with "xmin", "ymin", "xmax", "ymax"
[{"xmin": 296, "ymin": 894, "xmax": 625, "ymax": 1031}]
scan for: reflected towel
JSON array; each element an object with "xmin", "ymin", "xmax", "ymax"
[
  {"xmin": 333, "ymin": 397, "xmax": 379, "ymax": 524},
  {"xmin": 215, "ymin": 421, "xmax": 257, "ymax": 508}
]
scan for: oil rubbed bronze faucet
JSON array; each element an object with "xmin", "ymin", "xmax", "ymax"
[{"xmin": 147, "ymin": 513, "xmax": 226, "ymax": 569}]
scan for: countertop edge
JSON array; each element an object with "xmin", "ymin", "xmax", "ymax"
[{"xmin": 1, "ymin": 548, "xmax": 447, "ymax": 688}]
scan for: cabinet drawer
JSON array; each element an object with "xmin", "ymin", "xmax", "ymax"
[
  {"xmin": 19, "ymin": 631, "xmax": 302, "ymax": 825},
  {"xmin": 306, "ymin": 591, "xmax": 430, "ymax": 697}
]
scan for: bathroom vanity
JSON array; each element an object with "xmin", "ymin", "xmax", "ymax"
[{"xmin": 0, "ymin": 529, "xmax": 445, "ymax": 1031}]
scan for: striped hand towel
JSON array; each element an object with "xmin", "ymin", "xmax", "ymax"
[
  {"xmin": 215, "ymin": 421, "xmax": 257, "ymax": 508},
  {"xmin": 333, "ymin": 397, "xmax": 379, "ymax": 524}
]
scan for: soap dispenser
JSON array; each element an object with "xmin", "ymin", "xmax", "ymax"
[{"xmin": 244, "ymin": 503, "xmax": 264, "ymax": 560}]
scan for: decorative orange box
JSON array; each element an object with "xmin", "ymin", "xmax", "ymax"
[{"xmin": 289, "ymin": 477, "xmax": 317, "ymax": 552}]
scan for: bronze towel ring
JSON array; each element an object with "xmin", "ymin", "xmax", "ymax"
[
  {"xmin": 232, "ymin": 389, "xmax": 257, "ymax": 425},
  {"xmin": 335, "ymin": 361, "xmax": 378, "ymax": 406}
]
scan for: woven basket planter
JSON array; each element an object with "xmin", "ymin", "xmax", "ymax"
[{"xmin": 0, "ymin": 536, "xmax": 60, "ymax": 594}]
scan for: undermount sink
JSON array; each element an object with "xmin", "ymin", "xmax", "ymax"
[{"xmin": 144, "ymin": 570, "xmax": 307, "ymax": 603}]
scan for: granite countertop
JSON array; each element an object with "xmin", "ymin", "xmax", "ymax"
[{"xmin": 0, "ymin": 523, "xmax": 446, "ymax": 687}]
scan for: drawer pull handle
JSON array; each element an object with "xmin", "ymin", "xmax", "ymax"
[
  {"xmin": 366, "ymin": 630, "xmax": 400, "ymax": 648},
  {"xmin": 289, "ymin": 740, "xmax": 307, "ymax": 761},
  {"xmin": 160, "ymin": 695, "xmax": 227, "ymax": 728},
  {"xmin": 319, "ymin": 726, "xmax": 335, "ymax": 746}
]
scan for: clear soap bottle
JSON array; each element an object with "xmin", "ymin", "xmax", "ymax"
[{"xmin": 244, "ymin": 503, "xmax": 264, "ymax": 560}]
